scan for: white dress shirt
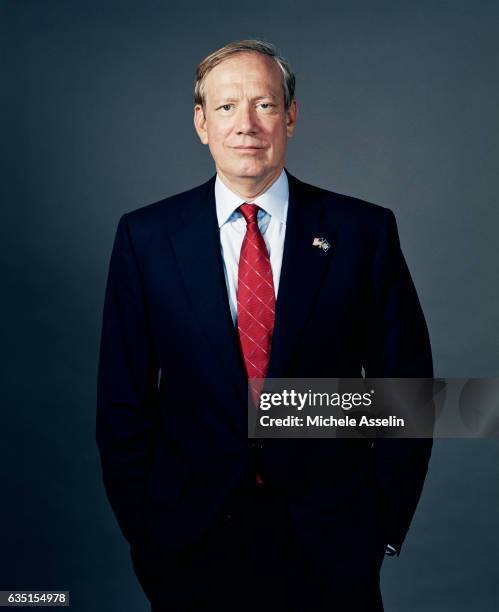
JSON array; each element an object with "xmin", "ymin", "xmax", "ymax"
[{"xmin": 215, "ymin": 169, "xmax": 289, "ymax": 326}]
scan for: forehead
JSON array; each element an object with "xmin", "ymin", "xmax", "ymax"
[{"xmin": 204, "ymin": 52, "xmax": 282, "ymax": 96}]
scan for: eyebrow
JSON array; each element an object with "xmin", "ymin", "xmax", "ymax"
[{"xmin": 214, "ymin": 94, "xmax": 279, "ymax": 105}]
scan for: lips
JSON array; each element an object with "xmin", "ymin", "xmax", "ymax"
[{"xmin": 232, "ymin": 146, "xmax": 264, "ymax": 152}]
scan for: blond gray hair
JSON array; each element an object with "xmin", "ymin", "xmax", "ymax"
[{"xmin": 194, "ymin": 39, "xmax": 296, "ymax": 111}]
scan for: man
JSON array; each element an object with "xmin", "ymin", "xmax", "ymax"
[{"xmin": 96, "ymin": 40, "xmax": 434, "ymax": 611}]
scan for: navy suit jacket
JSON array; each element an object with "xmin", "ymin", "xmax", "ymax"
[{"xmin": 96, "ymin": 169, "xmax": 433, "ymax": 574}]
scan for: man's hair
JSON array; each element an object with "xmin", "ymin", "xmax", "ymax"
[{"xmin": 194, "ymin": 39, "xmax": 296, "ymax": 111}]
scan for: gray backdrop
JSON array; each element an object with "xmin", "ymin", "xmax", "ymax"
[{"xmin": 1, "ymin": 1, "xmax": 498, "ymax": 610}]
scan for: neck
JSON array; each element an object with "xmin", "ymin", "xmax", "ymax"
[{"xmin": 216, "ymin": 167, "xmax": 284, "ymax": 201}]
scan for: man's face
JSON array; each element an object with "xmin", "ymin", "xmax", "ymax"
[{"xmin": 194, "ymin": 52, "xmax": 297, "ymax": 186}]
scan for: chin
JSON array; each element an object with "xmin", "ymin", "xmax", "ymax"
[{"xmin": 233, "ymin": 162, "xmax": 269, "ymax": 179}]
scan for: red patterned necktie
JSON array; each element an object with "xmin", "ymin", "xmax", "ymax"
[
  {"xmin": 237, "ymin": 204, "xmax": 275, "ymax": 488},
  {"xmin": 237, "ymin": 203, "xmax": 275, "ymax": 392}
]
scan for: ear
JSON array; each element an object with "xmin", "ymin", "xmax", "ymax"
[
  {"xmin": 286, "ymin": 99, "xmax": 298, "ymax": 138},
  {"xmin": 194, "ymin": 104, "xmax": 209, "ymax": 144}
]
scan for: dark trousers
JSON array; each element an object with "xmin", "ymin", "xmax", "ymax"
[{"xmin": 133, "ymin": 479, "xmax": 384, "ymax": 612}]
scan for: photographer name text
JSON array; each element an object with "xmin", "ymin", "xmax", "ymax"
[{"xmin": 258, "ymin": 415, "xmax": 405, "ymax": 428}]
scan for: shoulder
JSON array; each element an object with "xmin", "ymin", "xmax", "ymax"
[
  {"xmin": 121, "ymin": 176, "xmax": 215, "ymax": 229},
  {"xmin": 288, "ymin": 172, "xmax": 394, "ymax": 228},
  {"xmin": 287, "ymin": 172, "xmax": 396, "ymax": 241}
]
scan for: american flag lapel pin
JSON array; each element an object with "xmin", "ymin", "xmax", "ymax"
[{"xmin": 312, "ymin": 237, "xmax": 331, "ymax": 253}]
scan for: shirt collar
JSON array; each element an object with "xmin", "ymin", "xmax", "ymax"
[{"xmin": 215, "ymin": 169, "xmax": 289, "ymax": 228}]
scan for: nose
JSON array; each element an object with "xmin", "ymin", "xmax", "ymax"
[{"xmin": 236, "ymin": 103, "xmax": 258, "ymax": 135}]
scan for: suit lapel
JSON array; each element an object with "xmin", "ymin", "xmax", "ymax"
[
  {"xmin": 266, "ymin": 171, "xmax": 337, "ymax": 379},
  {"xmin": 169, "ymin": 177, "xmax": 249, "ymax": 433}
]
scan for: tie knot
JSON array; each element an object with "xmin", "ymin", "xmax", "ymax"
[{"xmin": 239, "ymin": 203, "xmax": 260, "ymax": 225}]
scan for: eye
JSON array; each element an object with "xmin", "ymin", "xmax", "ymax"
[
  {"xmin": 218, "ymin": 104, "xmax": 233, "ymax": 112},
  {"xmin": 258, "ymin": 103, "xmax": 275, "ymax": 110}
]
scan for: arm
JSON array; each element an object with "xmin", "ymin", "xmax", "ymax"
[
  {"xmin": 96, "ymin": 213, "xmax": 159, "ymax": 547},
  {"xmin": 364, "ymin": 208, "xmax": 434, "ymax": 555}
]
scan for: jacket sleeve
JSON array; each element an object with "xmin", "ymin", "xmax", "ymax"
[
  {"xmin": 364, "ymin": 208, "xmax": 434, "ymax": 555},
  {"xmin": 96, "ymin": 213, "xmax": 159, "ymax": 547}
]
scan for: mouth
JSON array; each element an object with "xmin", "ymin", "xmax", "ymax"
[{"xmin": 231, "ymin": 146, "xmax": 265, "ymax": 153}]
